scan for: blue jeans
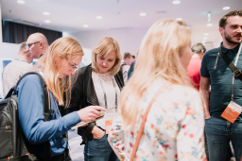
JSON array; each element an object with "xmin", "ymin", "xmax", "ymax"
[
  {"xmin": 205, "ymin": 116, "xmax": 242, "ymax": 161},
  {"xmin": 84, "ymin": 134, "xmax": 119, "ymax": 161}
]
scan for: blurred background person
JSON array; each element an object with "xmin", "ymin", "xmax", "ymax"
[
  {"xmin": 121, "ymin": 52, "xmax": 132, "ymax": 83},
  {"xmin": 69, "ymin": 37, "xmax": 124, "ymax": 161},
  {"xmin": 108, "ymin": 19, "xmax": 206, "ymax": 161},
  {"xmin": 17, "ymin": 37, "xmax": 105, "ymax": 160},
  {"xmin": 26, "ymin": 32, "xmax": 49, "ymax": 59},
  {"xmin": 127, "ymin": 51, "xmax": 138, "ymax": 80},
  {"xmin": 26, "ymin": 32, "xmax": 49, "ymax": 71},
  {"xmin": 131, "ymin": 55, "xmax": 136, "ymax": 64},
  {"xmin": 2, "ymin": 42, "xmax": 34, "ymax": 97},
  {"xmin": 187, "ymin": 42, "xmax": 206, "ymax": 90},
  {"xmin": 200, "ymin": 10, "xmax": 242, "ymax": 161}
]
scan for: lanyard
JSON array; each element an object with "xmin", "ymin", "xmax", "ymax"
[
  {"xmin": 231, "ymin": 43, "xmax": 242, "ymax": 100},
  {"xmin": 214, "ymin": 43, "xmax": 242, "ymax": 100}
]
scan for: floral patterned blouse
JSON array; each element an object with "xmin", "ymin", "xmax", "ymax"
[{"xmin": 108, "ymin": 80, "xmax": 207, "ymax": 161}]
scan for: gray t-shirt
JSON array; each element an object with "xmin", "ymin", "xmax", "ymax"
[{"xmin": 2, "ymin": 58, "xmax": 34, "ymax": 97}]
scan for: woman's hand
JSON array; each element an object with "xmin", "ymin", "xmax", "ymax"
[
  {"xmin": 77, "ymin": 106, "xmax": 106, "ymax": 123},
  {"xmin": 92, "ymin": 125, "xmax": 105, "ymax": 139},
  {"xmin": 204, "ymin": 111, "xmax": 211, "ymax": 119}
]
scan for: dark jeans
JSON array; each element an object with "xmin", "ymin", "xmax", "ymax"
[
  {"xmin": 205, "ymin": 116, "xmax": 242, "ymax": 161},
  {"xmin": 84, "ymin": 134, "xmax": 119, "ymax": 161}
]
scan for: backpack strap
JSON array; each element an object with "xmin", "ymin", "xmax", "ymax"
[
  {"xmin": 14, "ymin": 72, "xmax": 52, "ymax": 120},
  {"xmin": 218, "ymin": 47, "xmax": 242, "ymax": 81}
]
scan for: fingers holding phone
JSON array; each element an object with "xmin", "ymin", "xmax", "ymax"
[{"xmin": 77, "ymin": 105, "xmax": 106, "ymax": 123}]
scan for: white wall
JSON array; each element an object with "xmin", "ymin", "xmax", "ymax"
[
  {"xmin": 68, "ymin": 27, "xmax": 148, "ymax": 56},
  {"xmin": 191, "ymin": 25, "xmax": 222, "ymax": 50},
  {"xmin": 0, "ymin": 42, "xmax": 20, "ymax": 58},
  {"xmin": 69, "ymin": 26, "xmax": 222, "ymax": 56}
]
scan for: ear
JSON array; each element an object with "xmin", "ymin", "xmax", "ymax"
[
  {"xmin": 219, "ymin": 27, "xmax": 224, "ymax": 36},
  {"xmin": 39, "ymin": 42, "xmax": 44, "ymax": 49}
]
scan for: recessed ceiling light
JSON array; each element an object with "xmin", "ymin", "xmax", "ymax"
[
  {"xmin": 223, "ymin": 6, "xmax": 230, "ymax": 11},
  {"xmin": 83, "ymin": 24, "xmax": 89, "ymax": 28},
  {"xmin": 43, "ymin": 12, "xmax": 50, "ymax": 16},
  {"xmin": 17, "ymin": 0, "xmax": 25, "ymax": 4},
  {"xmin": 206, "ymin": 23, "xmax": 213, "ymax": 27},
  {"xmin": 176, "ymin": 18, "xmax": 183, "ymax": 21},
  {"xmin": 96, "ymin": 16, "xmax": 103, "ymax": 20},
  {"xmin": 44, "ymin": 20, "xmax": 51, "ymax": 24},
  {"xmin": 172, "ymin": 0, "xmax": 181, "ymax": 5},
  {"xmin": 139, "ymin": 12, "xmax": 147, "ymax": 17}
]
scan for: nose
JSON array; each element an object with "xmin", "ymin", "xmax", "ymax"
[
  {"xmin": 102, "ymin": 61, "xmax": 107, "ymax": 66},
  {"xmin": 236, "ymin": 26, "xmax": 242, "ymax": 33}
]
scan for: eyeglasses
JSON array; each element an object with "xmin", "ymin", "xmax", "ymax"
[{"xmin": 25, "ymin": 41, "xmax": 40, "ymax": 49}]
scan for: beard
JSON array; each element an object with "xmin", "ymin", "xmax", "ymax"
[{"xmin": 224, "ymin": 32, "xmax": 242, "ymax": 45}]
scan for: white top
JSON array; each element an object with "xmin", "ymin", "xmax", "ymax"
[
  {"xmin": 92, "ymin": 71, "xmax": 120, "ymax": 129},
  {"xmin": 2, "ymin": 58, "xmax": 34, "ymax": 97},
  {"xmin": 108, "ymin": 79, "xmax": 206, "ymax": 161}
]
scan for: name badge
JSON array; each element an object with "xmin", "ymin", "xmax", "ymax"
[
  {"xmin": 105, "ymin": 120, "xmax": 112, "ymax": 134},
  {"xmin": 221, "ymin": 101, "xmax": 242, "ymax": 123}
]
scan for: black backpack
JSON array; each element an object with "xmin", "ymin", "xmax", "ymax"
[{"xmin": 0, "ymin": 72, "xmax": 52, "ymax": 161}]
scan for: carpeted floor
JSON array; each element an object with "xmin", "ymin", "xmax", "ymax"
[{"xmin": 68, "ymin": 129, "xmax": 84, "ymax": 161}]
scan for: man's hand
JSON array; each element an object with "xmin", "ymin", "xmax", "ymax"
[
  {"xmin": 200, "ymin": 77, "xmax": 211, "ymax": 119},
  {"xmin": 204, "ymin": 112, "xmax": 211, "ymax": 119}
]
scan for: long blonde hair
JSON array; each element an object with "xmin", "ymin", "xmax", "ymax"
[
  {"xmin": 92, "ymin": 37, "xmax": 121, "ymax": 75},
  {"xmin": 120, "ymin": 19, "xmax": 191, "ymax": 128},
  {"xmin": 41, "ymin": 37, "xmax": 83, "ymax": 106}
]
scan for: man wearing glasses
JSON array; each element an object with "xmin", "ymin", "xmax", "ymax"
[
  {"xmin": 2, "ymin": 33, "xmax": 48, "ymax": 96},
  {"xmin": 26, "ymin": 32, "xmax": 49, "ymax": 59}
]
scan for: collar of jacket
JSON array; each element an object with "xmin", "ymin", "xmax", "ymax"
[{"xmin": 85, "ymin": 64, "xmax": 124, "ymax": 106}]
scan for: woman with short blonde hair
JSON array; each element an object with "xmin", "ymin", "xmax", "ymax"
[
  {"xmin": 92, "ymin": 36, "xmax": 122, "ymax": 75},
  {"xmin": 69, "ymin": 36, "xmax": 124, "ymax": 161}
]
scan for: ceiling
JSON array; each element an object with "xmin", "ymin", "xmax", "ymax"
[{"xmin": 1, "ymin": 0, "xmax": 242, "ymax": 44}]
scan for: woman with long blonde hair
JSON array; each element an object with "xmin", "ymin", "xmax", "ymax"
[
  {"xmin": 108, "ymin": 19, "xmax": 206, "ymax": 161},
  {"xmin": 17, "ymin": 37, "xmax": 105, "ymax": 161}
]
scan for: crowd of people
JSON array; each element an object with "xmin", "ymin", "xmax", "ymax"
[{"xmin": 1, "ymin": 9, "xmax": 242, "ymax": 161}]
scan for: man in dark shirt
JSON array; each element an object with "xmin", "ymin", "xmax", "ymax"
[{"xmin": 200, "ymin": 10, "xmax": 242, "ymax": 161}]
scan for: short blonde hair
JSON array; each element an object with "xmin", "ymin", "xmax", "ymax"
[
  {"xmin": 120, "ymin": 19, "xmax": 191, "ymax": 128},
  {"xmin": 92, "ymin": 37, "xmax": 121, "ymax": 75},
  {"xmin": 42, "ymin": 37, "xmax": 83, "ymax": 106}
]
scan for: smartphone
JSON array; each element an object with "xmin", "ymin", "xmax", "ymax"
[{"xmin": 96, "ymin": 111, "xmax": 105, "ymax": 120}]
